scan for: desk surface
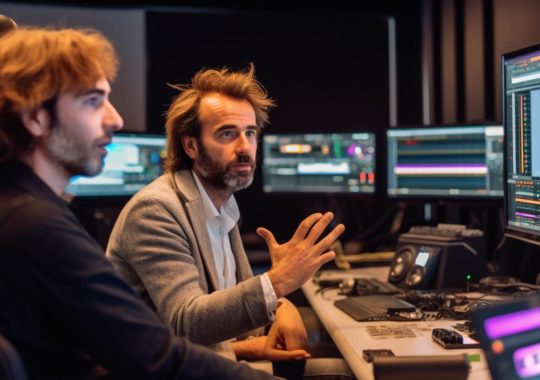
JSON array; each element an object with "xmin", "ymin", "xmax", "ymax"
[{"xmin": 302, "ymin": 267, "xmax": 490, "ymax": 380}]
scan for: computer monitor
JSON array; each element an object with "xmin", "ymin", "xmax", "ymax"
[
  {"xmin": 386, "ymin": 125, "xmax": 504, "ymax": 198},
  {"xmin": 66, "ymin": 133, "xmax": 166, "ymax": 197},
  {"xmin": 262, "ymin": 132, "xmax": 376, "ymax": 194},
  {"xmin": 503, "ymin": 43, "xmax": 540, "ymax": 244}
]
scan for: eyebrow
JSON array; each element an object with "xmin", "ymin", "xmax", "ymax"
[
  {"xmin": 82, "ymin": 89, "xmax": 106, "ymax": 96},
  {"xmin": 75, "ymin": 88, "xmax": 107, "ymax": 98},
  {"xmin": 215, "ymin": 124, "xmax": 260, "ymax": 133}
]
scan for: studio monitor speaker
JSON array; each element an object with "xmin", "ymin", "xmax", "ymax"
[{"xmin": 388, "ymin": 232, "xmax": 487, "ymax": 290}]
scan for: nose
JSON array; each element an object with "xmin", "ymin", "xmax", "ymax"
[
  {"xmin": 235, "ymin": 132, "xmax": 253, "ymax": 153},
  {"xmin": 104, "ymin": 101, "xmax": 124, "ymax": 132}
]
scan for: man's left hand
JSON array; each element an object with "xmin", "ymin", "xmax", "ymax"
[{"xmin": 270, "ymin": 298, "xmax": 308, "ymax": 351}]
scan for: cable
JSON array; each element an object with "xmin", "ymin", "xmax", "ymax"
[{"xmin": 490, "ymin": 234, "xmax": 507, "ymax": 274}]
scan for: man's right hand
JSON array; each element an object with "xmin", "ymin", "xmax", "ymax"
[{"xmin": 257, "ymin": 212, "xmax": 345, "ymax": 298}]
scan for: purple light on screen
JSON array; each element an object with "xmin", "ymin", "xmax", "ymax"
[
  {"xmin": 346, "ymin": 144, "xmax": 358, "ymax": 156},
  {"xmin": 485, "ymin": 306, "xmax": 540, "ymax": 339},
  {"xmin": 514, "ymin": 342, "xmax": 540, "ymax": 378},
  {"xmin": 516, "ymin": 212, "xmax": 540, "ymax": 219},
  {"xmin": 395, "ymin": 164, "xmax": 486, "ymax": 168}
]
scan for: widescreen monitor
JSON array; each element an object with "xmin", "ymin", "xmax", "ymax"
[
  {"xmin": 262, "ymin": 132, "xmax": 376, "ymax": 194},
  {"xmin": 66, "ymin": 133, "xmax": 166, "ymax": 197},
  {"xmin": 503, "ymin": 43, "xmax": 540, "ymax": 242},
  {"xmin": 387, "ymin": 125, "xmax": 504, "ymax": 198}
]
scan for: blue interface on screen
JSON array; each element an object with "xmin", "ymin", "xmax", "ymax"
[{"xmin": 66, "ymin": 134, "xmax": 166, "ymax": 197}]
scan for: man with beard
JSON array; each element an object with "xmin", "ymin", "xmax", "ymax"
[
  {"xmin": 0, "ymin": 27, "xmax": 275, "ymax": 379},
  {"xmin": 106, "ymin": 65, "xmax": 353, "ymax": 378}
]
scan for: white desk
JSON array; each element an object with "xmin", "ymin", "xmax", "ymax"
[{"xmin": 302, "ymin": 267, "xmax": 490, "ymax": 380}]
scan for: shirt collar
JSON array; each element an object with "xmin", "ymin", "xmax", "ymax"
[
  {"xmin": 0, "ymin": 161, "xmax": 68, "ymax": 209},
  {"xmin": 192, "ymin": 171, "xmax": 240, "ymax": 233}
]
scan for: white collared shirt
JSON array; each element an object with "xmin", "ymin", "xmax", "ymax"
[{"xmin": 192, "ymin": 172, "xmax": 277, "ymax": 318}]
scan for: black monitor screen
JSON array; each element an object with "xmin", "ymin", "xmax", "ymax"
[
  {"xmin": 262, "ymin": 132, "xmax": 376, "ymax": 194},
  {"xmin": 387, "ymin": 125, "xmax": 504, "ymax": 198},
  {"xmin": 504, "ymin": 44, "xmax": 540, "ymax": 240},
  {"xmin": 66, "ymin": 133, "xmax": 166, "ymax": 197}
]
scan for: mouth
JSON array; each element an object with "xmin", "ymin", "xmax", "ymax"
[
  {"xmin": 231, "ymin": 163, "xmax": 253, "ymax": 173},
  {"xmin": 97, "ymin": 140, "xmax": 112, "ymax": 156}
]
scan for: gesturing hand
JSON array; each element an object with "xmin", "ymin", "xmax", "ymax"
[{"xmin": 257, "ymin": 212, "xmax": 345, "ymax": 298}]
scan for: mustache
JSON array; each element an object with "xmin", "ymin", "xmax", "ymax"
[
  {"xmin": 96, "ymin": 132, "xmax": 113, "ymax": 146},
  {"xmin": 233, "ymin": 154, "xmax": 256, "ymax": 166}
]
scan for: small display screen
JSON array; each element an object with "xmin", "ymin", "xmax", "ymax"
[{"xmin": 415, "ymin": 251, "xmax": 430, "ymax": 267}]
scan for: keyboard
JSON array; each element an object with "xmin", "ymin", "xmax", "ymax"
[
  {"xmin": 334, "ymin": 295, "xmax": 416, "ymax": 321},
  {"xmin": 354, "ymin": 277, "xmax": 402, "ymax": 296},
  {"xmin": 408, "ymin": 224, "xmax": 484, "ymax": 238}
]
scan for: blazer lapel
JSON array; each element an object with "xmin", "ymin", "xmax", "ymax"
[
  {"xmin": 230, "ymin": 227, "xmax": 254, "ymax": 281},
  {"xmin": 172, "ymin": 170, "xmax": 221, "ymax": 291}
]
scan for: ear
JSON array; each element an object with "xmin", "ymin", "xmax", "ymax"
[
  {"xmin": 20, "ymin": 108, "xmax": 51, "ymax": 138},
  {"xmin": 182, "ymin": 135, "xmax": 198, "ymax": 160}
]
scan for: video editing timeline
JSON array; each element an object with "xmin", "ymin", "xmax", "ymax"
[
  {"xmin": 66, "ymin": 134, "xmax": 166, "ymax": 197},
  {"xmin": 262, "ymin": 133, "xmax": 376, "ymax": 193},
  {"xmin": 386, "ymin": 125, "xmax": 504, "ymax": 198},
  {"xmin": 505, "ymin": 47, "xmax": 540, "ymax": 235}
]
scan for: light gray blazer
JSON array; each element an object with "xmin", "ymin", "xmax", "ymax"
[{"xmin": 106, "ymin": 170, "xmax": 270, "ymax": 357}]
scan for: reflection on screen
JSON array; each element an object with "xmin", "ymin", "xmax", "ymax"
[
  {"xmin": 66, "ymin": 133, "xmax": 166, "ymax": 197},
  {"xmin": 262, "ymin": 132, "xmax": 376, "ymax": 193},
  {"xmin": 387, "ymin": 125, "xmax": 504, "ymax": 198}
]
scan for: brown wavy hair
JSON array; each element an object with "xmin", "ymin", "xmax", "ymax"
[
  {"xmin": 0, "ymin": 27, "xmax": 117, "ymax": 163},
  {"xmin": 164, "ymin": 64, "xmax": 275, "ymax": 172}
]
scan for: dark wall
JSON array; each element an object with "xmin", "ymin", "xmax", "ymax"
[
  {"xmin": 5, "ymin": 0, "xmax": 425, "ymax": 248},
  {"xmin": 146, "ymin": 11, "xmax": 391, "ymax": 134},
  {"xmin": 145, "ymin": 8, "xmax": 407, "ymax": 241}
]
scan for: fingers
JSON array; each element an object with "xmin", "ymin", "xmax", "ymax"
[
  {"xmin": 290, "ymin": 213, "xmax": 323, "ymax": 242},
  {"xmin": 256, "ymin": 227, "xmax": 277, "ymax": 249},
  {"xmin": 283, "ymin": 334, "xmax": 307, "ymax": 351},
  {"xmin": 265, "ymin": 348, "xmax": 311, "ymax": 361},
  {"xmin": 319, "ymin": 250, "xmax": 336, "ymax": 266},
  {"xmin": 314, "ymin": 223, "xmax": 346, "ymax": 253},
  {"xmin": 276, "ymin": 326, "xmax": 307, "ymax": 351},
  {"xmin": 304, "ymin": 212, "xmax": 337, "ymax": 245}
]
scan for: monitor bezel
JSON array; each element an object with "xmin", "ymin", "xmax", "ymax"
[
  {"xmin": 385, "ymin": 123, "xmax": 504, "ymax": 201},
  {"xmin": 260, "ymin": 131, "xmax": 379, "ymax": 197},
  {"xmin": 502, "ymin": 42, "xmax": 540, "ymax": 244}
]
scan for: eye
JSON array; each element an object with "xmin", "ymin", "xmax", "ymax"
[
  {"xmin": 219, "ymin": 130, "xmax": 236, "ymax": 139},
  {"xmin": 84, "ymin": 96, "xmax": 103, "ymax": 108},
  {"xmin": 246, "ymin": 129, "xmax": 258, "ymax": 138}
]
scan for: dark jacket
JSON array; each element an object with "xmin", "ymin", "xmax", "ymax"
[{"xmin": 0, "ymin": 161, "xmax": 273, "ymax": 380}]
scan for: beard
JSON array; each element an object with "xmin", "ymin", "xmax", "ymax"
[
  {"xmin": 195, "ymin": 139, "xmax": 256, "ymax": 193},
  {"xmin": 43, "ymin": 122, "xmax": 109, "ymax": 178}
]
